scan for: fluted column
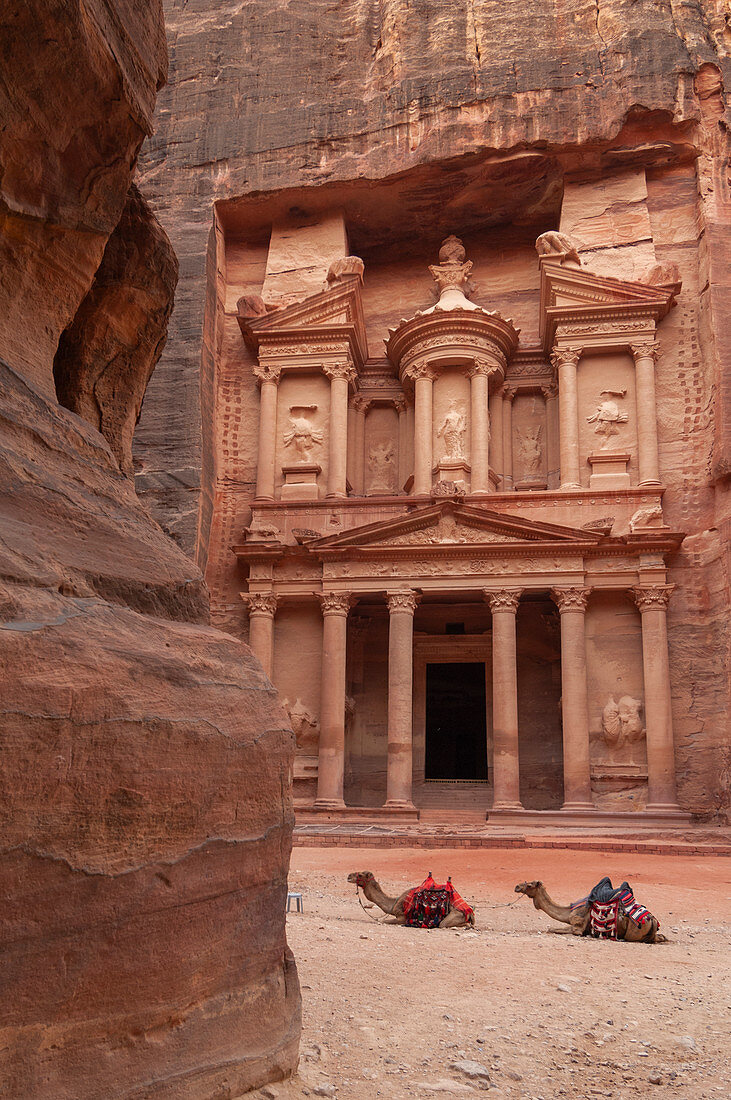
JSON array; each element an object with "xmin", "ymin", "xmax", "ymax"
[
  {"xmin": 352, "ymin": 395, "xmax": 368, "ymax": 495},
  {"xmin": 325, "ymin": 362, "xmax": 355, "ymax": 498},
  {"xmin": 551, "ymin": 587, "xmax": 593, "ymax": 811},
  {"xmin": 633, "ymin": 585, "xmax": 679, "ymax": 810},
  {"xmin": 541, "ymin": 380, "xmax": 560, "ymax": 489},
  {"xmin": 486, "ymin": 589, "xmax": 523, "ymax": 810},
  {"xmin": 242, "ymin": 592, "xmax": 278, "ymax": 679},
  {"xmin": 396, "ymin": 399, "xmax": 408, "ymax": 493},
  {"xmin": 385, "ymin": 590, "xmax": 419, "ymax": 808},
  {"xmin": 315, "ymin": 592, "xmax": 352, "ymax": 809},
  {"xmin": 411, "ymin": 364, "xmax": 435, "ymax": 495},
  {"xmin": 502, "ymin": 386, "xmax": 516, "ymax": 491},
  {"xmin": 469, "ymin": 360, "xmax": 494, "ymax": 494},
  {"xmin": 254, "ymin": 363, "xmax": 281, "ymax": 500},
  {"xmin": 488, "ymin": 385, "xmax": 504, "ymax": 489},
  {"xmin": 631, "ymin": 341, "xmax": 661, "ymax": 486},
  {"xmin": 551, "ymin": 347, "xmax": 582, "ymax": 490}
]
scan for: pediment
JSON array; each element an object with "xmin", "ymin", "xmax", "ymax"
[
  {"xmin": 238, "ymin": 277, "xmax": 368, "ymax": 364},
  {"xmin": 311, "ymin": 501, "xmax": 604, "ymax": 553}
]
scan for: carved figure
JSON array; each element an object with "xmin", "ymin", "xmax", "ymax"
[
  {"xmin": 629, "ymin": 505, "xmax": 664, "ymax": 532},
  {"xmin": 283, "ymin": 698, "xmax": 319, "ymax": 750},
  {"xmin": 535, "ymin": 231, "xmax": 582, "ymax": 265},
  {"xmin": 602, "ymin": 695, "xmax": 645, "ymax": 747},
  {"xmin": 586, "ymin": 390, "xmax": 628, "ymax": 448},
  {"xmin": 517, "ymin": 423, "xmax": 543, "ymax": 475},
  {"xmin": 437, "ymin": 402, "xmax": 467, "ymax": 459},
  {"xmin": 283, "ymin": 405, "xmax": 323, "ymax": 461},
  {"xmin": 244, "ymin": 521, "xmax": 281, "ymax": 541},
  {"xmin": 367, "ymin": 440, "xmax": 396, "ymax": 492}
]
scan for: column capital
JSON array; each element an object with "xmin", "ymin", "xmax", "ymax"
[
  {"xmin": 485, "ymin": 588, "xmax": 523, "ymax": 613},
  {"xmin": 351, "ymin": 394, "xmax": 372, "ymax": 413},
  {"xmin": 632, "ymin": 584, "xmax": 675, "ymax": 612},
  {"xmin": 253, "ymin": 361, "xmax": 282, "ymax": 386},
  {"xmin": 386, "ymin": 590, "xmax": 420, "ymax": 614},
  {"xmin": 323, "ymin": 361, "xmax": 356, "ymax": 385},
  {"xmin": 392, "ymin": 396, "xmax": 408, "ymax": 415},
  {"xmin": 502, "ymin": 385, "xmax": 517, "ymax": 403},
  {"xmin": 319, "ymin": 591, "xmax": 353, "ymax": 615},
  {"xmin": 550, "ymin": 347, "xmax": 582, "ymax": 372},
  {"xmin": 630, "ymin": 340, "xmax": 660, "ymax": 364},
  {"xmin": 242, "ymin": 591, "xmax": 278, "ymax": 615},
  {"xmin": 403, "ymin": 361, "xmax": 437, "ymax": 383},
  {"xmin": 551, "ymin": 586, "xmax": 591, "ymax": 613},
  {"xmin": 467, "ymin": 357, "xmax": 501, "ymax": 378},
  {"xmin": 541, "ymin": 380, "xmax": 559, "ymax": 400}
]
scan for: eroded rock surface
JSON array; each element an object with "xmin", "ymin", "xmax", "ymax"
[{"xmin": 0, "ymin": 1, "xmax": 300, "ymax": 1094}]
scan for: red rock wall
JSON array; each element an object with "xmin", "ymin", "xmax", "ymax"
[{"xmin": 0, "ymin": 2, "xmax": 300, "ymax": 1094}]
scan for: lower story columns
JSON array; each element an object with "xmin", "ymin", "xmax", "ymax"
[
  {"xmin": 551, "ymin": 587, "xmax": 593, "ymax": 811},
  {"xmin": 633, "ymin": 585, "xmax": 680, "ymax": 810},
  {"xmin": 315, "ymin": 592, "xmax": 352, "ymax": 809},
  {"xmin": 385, "ymin": 590, "xmax": 419, "ymax": 808},
  {"xmin": 242, "ymin": 592, "xmax": 277, "ymax": 679},
  {"xmin": 486, "ymin": 589, "xmax": 523, "ymax": 810}
]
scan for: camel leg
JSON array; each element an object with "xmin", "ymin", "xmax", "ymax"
[{"xmin": 438, "ymin": 909, "xmax": 468, "ymax": 929}]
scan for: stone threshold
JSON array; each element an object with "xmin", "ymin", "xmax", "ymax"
[{"xmin": 486, "ymin": 807, "xmax": 693, "ymax": 828}]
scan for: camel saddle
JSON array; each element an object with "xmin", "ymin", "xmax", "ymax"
[
  {"xmin": 573, "ymin": 876, "xmax": 656, "ymax": 939},
  {"xmin": 402, "ymin": 873, "xmax": 473, "ymax": 929}
]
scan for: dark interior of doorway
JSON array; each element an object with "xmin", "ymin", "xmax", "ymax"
[{"xmin": 425, "ymin": 662, "xmax": 487, "ymax": 781}]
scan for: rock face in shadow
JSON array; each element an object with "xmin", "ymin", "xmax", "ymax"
[
  {"xmin": 0, "ymin": 2, "xmax": 300, "ymax": 1094},
  {"xmin": 54, "ymin": 183, "xmax": 179, "ymax": 478}
]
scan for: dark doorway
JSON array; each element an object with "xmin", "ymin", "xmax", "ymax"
[{"xmin": 425, "ymin": 662, "xmax": 487, "ymax": 781}]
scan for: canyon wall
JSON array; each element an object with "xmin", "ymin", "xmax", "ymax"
[{"xmin": 0, "ymin": 2, "xmax": 299, "ymax": 1096}]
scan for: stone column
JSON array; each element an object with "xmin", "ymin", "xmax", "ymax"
[
  {"xmin": 242, "ymin": 592, "xmax": 278, "ymax": 679},
  {"xmin": 502, "ymin": 386, "xmax": 516, "ymax": 491},
  {"xmin": 550, "ymin": 347, "xmax": 582, "ymax": 490},
  {"xmin": 315, "ymin": 592, "xmax": 352, "ymax": 809},
  {"xmin": 633, "ymin": 585, "xmax": 679, "ymax": 810},
  {"xmin": 254, "ymin": 363, "xmax": 281, "ymax": 500},
  {"xmin": 396, "ymin": 399, "xmax": 408, "ymax": 493},
  {"xmin": 352, "ymin": 395, "xmax": 368, "ymax": 495},
  {"xmin": 385, "ymin": 590, "xmax": 419, "ymax": 808},
  {"xmin": 631, "ymin": 341, "xmax": 661, "ymax": 486},
  {"xmin": 486, "ymin": 589, "xmax": 523, "ymax": 810},
  {"xmin": 489, "ymin": 385, "xmax": 504, "ymax": 489},
  {"xmin": 469, "ymin": 360, "xmax": 493, "ymax": 495},
  {"xmin": 541, "ymin": 380, "xmax": 560, "ymax": 489},
  {"xmin": 412, "ymin": 364, "xmax": 435, "ymax": 495},
  {"xmin": 551, "ymin": 587, "xmax": 593, "ymax": 811},
  {"xmin": 325, "ymin": 362, "xmax": 355, "ymax": 498}
]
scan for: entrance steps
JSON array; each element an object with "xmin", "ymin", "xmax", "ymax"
[{"xmin": 416, "ymin": 782, "xmax": 491, "ymax": 814}]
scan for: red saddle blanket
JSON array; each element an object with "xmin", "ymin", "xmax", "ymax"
[{"xmin": 402, "ymin": 874, "xmax": 474, "ymax": 928}]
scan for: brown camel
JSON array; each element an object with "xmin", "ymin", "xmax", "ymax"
[
  {"xmin": 514, "ymin": 880, "xmax": 664, "ymax": 943},
  {"xmin": 347, "ymin": 871, "xmax": 475, "ymax": 928}
]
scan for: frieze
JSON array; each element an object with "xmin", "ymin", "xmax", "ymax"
[
  {"xmin": 554, "ymin": 318, "xmax": 654, "ymax": 337},
  {"xmin": 259, "ymin": 341, "xmax": 351, "ymax": 356}
]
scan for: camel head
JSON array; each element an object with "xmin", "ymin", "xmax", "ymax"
[
  {"xmin": 347, "ymin": 871, "xmax": 376, "ymax": 888},
  {"xmin": 514, "ymin": 880, "xmax": 543, "ymax": 897}
]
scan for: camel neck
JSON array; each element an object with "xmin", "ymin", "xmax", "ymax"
[{"xmin": 362, "ymin": 879, "xmax": 398, "ymax": 914}]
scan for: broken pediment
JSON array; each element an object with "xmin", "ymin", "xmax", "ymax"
[{"xmin": 310, "ymin": 501, "xmax": 605, "ymax": 554}]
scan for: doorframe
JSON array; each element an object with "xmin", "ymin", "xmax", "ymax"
[{"xmin": 413, "ymin": 635, "xmax": 493, "ymax": 800}]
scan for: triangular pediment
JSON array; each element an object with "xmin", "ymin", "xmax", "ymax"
[
  {"xmin": 310, "ymin": 501, "xmax": 604, "ymax": 553},
  {"xmin": 238, "ymin": 277, "xmax": 368, "ymax": 364}
]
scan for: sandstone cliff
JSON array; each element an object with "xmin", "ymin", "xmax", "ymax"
[{"xmin": 0, "ymin": 2, "xmax": 300, "ymax": 1095}]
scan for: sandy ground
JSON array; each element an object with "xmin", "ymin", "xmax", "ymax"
[{"xmin": 258, "ymin": 847, "xmax": 731, "ymax": 1100}]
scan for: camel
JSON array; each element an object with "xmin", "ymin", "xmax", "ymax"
[
  {"xmin": 514, "ymin": 880, "xmax": 664, "ymax": 943},
  {"xmin": 347, "ymin": 871, "xmax": 475, "ymax": 928}
]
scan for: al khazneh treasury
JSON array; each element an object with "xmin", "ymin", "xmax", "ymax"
[{"xmin": 213, "ymin": 217, "xmax": 695, "ymax": 825}]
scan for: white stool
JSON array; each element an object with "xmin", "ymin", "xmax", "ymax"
[{"xmin": 287, "ymin": 891, "xmax": 304, "ymax": 913}]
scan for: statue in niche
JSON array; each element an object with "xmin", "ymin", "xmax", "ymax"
[
  {"xmin": 367, "ymin": 440, "xmax": 396, "ymax": 492},
  {"xmin": 517, "ymin": 423, "xmax": 543, "ymax": 475},
  {"xmin": 602, "ymin": 695, "xmax": 645, "ymax": 748},
  {"xmin": 437, "ymin": 401, "xmax": 467, "ymax": 460},
  {"xmin": 283, "ymin": 405, "xmax": 323, "ymax": 462},
  {"xmin": 586, "ymin": 390, "xmax": 628, "ymax": 449},
  {"xmin": 283, "ymin": 698, "xmax": 320, "ymax": 751}
]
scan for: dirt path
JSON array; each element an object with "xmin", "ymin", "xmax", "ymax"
[{"xmin": 258, "ymin": 847, "xmax": 731, "ymax": 1099}]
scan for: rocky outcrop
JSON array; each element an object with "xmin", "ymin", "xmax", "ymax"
[
  {"xmin": 0, "ymin": 1, "xmax": 300, "ymax": 1094},
  {"xmin": 54, "ymin": 184, "xmax": 179, "ymax": 478}
]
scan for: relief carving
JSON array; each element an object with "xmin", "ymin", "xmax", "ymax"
[
  {"xmin": 602, "ymin": 695, "xmax": 645, "ymax": 747},
  {"xmin": 586, "ymin": 390, "xmax": 628, "ymax": 448},
  {"xmin": 283, "ymin": 406, "xmax": 323, "ymax": 461},
  {"xmin": 517, "ymin": 423, "xmax": 543, "ymax": 476},
  {"xmin": 283, "ymin": 697, "xmax": 320, "ymax": 751},
  {"xmin": 535, "ymin": 231, "xmax": 582, "ymax": 265},
  {"xmin": 437, "ymin": 402, "xmax": 467, "ymax": 460},
  {"xmin": 367, "ymin": 440, "xmax": 396, "ymax": 493},
  {"xmin": 629, "ymin": 505, "xmax": 665, "ymax": 531},
  {"xmin": 428, "ymin": 235, "xmax": 474, "ymax": 298}
]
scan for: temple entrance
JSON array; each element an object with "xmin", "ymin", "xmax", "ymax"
[{"xmin": 424, "ymin": 662, "xmax": 488, "ymax": 781}]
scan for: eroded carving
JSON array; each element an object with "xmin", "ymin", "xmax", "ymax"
[
  {"xmin": 517, "ymin": 423, "xmax": 543, "ymax": 476},
  {"xmin": 367, "ymin": 440, "xmax": 396, "ymax": 493},
  {"xmin": 586, "ymin": 390, "xmax": 628, "ymax": 448},
  {"xmin": 253, "ymin": 362, "xmax": 282, "ymax": 385},
  {"xmin": 629, "ymin": 505, "xmax": 665, "ymax": 531},
  {"xmin": 602, "ymin": 695, "xmax": 645, "ymax": 747},
  {"xmin": 284, "ymin": 406, "xmax": 323, "ymax": 461},
  {"xmin": 437, "ymin": 401, "xmax": 467, "ymax": 460},
  {"xmin": 535, "ymin": 231, "xmax": 582, "ymax": 265},
  {"xmin": 429, "ymin": 235, "xmax": 474, "ymax": 299},
  {"xmin": 283, "ymin": 697, "xmax": 320, "ymax": 750}
]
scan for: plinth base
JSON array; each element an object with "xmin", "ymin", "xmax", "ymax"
[
  {"xmin": 486, "ymin": 806, "xmax": 693, "ymax": 828},
  {"xmin": 588, "ymin": 451, "xmax": 630, "ymax": 490},
  {"xmin": 299, "ymin": 803, "xmax": 420, "ymax": 823},
  {"xmin": 281, "ymin": 462, "xmax": 321, "ymax": 501}
]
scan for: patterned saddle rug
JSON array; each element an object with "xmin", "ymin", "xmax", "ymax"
[
  {"xmin": 402, "ymin": 874, "xmax": 474, "ymax": 928},
  {"xmin": 572, "ymin": 877, "xmax": 656, "ymax": 939}
]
